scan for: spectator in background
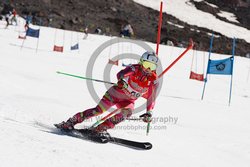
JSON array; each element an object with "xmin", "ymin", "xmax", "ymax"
[
  {"xmin": 10, "ymin": 8, "xmax": 17, "ymax": 25},
  {"xmin": 167, "ymin": 40, "xmax": 174, "ymax": 46},
  {"xmin": 246, "ymin": 53, "xmax": 250, "ymax": 58},
  {"xmin": 95, "ymin": 27, "xmax": 102, "ymax": 34},
  {"xmin": 5, "ymin": 11, "xmax": 11, "ymax": 28},
  {"xmin": 120, "ymin": 24, "xmax": 134, "ymax": 38},
  {"xmin": 24, "ymin": 13, "xmax": 32, "ymax": 30},
  {"xmin": 83, "ymin": 27, "xmax": 88, "ymax": 39},
  {"xmin": 48, "ymin": 14, "xmax": 53, "ymax": 27}
]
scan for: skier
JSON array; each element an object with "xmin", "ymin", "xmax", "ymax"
[
  {"xmin": 83, "ymin": 27, "xmax": 88, "ymax": 39},
  {"xmin": 120, "ymin": 24, "xmax": 134, "ymax": 38},
  {"xmin": 24, "ymin": 13, "xmax": 32, "ymax": 30},
  {"xmin": 56, "ymin": 51, "xmax": 159, "ymax": 135},
  {"xmin": 5, "ymin": 11, "xmax": 11, "ymax": 28},
  {"xmin": 10, "ymin": 8, "xmax": 17, "ymax": 25}
]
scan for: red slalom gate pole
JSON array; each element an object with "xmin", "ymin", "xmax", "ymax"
[{"xmin": 156, "ymin": 1, "xmax": 163, "ymax": 55}]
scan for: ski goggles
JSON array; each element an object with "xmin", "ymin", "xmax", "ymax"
[{"xmin": 141, "ymin": 61, "xmax": 157, "ymax": 71}]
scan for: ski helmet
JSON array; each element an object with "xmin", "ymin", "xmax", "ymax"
[
  {"xmin": 140, "ymin": 51, "xmax": 158, "ymax": 71},
  {"xmin": 140, "ymin": 51, "xmax": 159, "ymax": 64}
]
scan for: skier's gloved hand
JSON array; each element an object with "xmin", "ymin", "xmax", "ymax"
[
  {"xmin": 139, "ymin": 111, "xmax": 152, "ymax": 123},
  {"xmin": 117, "ymin": 79, "xmax": 128, "ymax": 89}
]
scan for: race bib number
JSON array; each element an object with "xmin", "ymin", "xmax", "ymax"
[
  {"xmin": 130, "ymin": 90, "xmax": 142, "ymax": 98},
  {"xmin": 123, "ymin": 76, "xmax": 143, "ymax": 99}
]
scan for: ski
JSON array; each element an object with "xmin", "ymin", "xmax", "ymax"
[
  {"xmin": 54, "ymin": 125, "xmax": 109, "ymax": 144},
  {"xmin": 109, "ymin": 137, "xmax": 153, "ymax": 150},
  {"xmin": 54, "ymin": 125, "xmax": 152, "ymax": 150}
]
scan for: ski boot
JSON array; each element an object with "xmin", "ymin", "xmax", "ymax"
[
  {"xmin": 54, "ymin": 117, "xmax": 76, "ymax": 131},
  {"xmin": 89, "ymin": 123, "xmax": 112, "ymax": 140}
]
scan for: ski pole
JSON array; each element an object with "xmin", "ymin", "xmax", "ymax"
[
  {"xmin": 146, "ymin": 122, "xmax": 151, "ymax": 136},
  {"xmin": 56, "ymin": 71, "xmax": 115, "ymax": 85},
  {"xmin": 127, "ymin": 117, "xmax": 150, "ymax": 136}
]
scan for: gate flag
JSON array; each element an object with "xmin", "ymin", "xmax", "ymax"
[
  {"xmin": 189, "ymin": 71, "xmax": 204, "ymax": 81},
  {"xmin": 21, "ymin": 27, "xmax": 41, "ymax": 52},
  {"xmin": 201, "ymin": 35, "xmax": 236, "ymax": 106},
  {"xmin": 71, "ymin": 43, "xmax": 79, "ymax": 50},
  {"xmin": 26, "ymin": 27, "xmax": 40, "ymax": 38},
  {"xmin": 207, "ymin": 57, "xmax": 233, "ymax": 75},
  {"xmin": 108, "ymin": 59, "xmax": 119, "ymax": 66}
]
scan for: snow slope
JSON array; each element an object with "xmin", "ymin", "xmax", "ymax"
[
  {"xmin": 133, "ymin": 0, "xmax": 250, "ymax": 43},
  {"xmin": 0, "ymin": 19, "xmax": 250, "ymax": 167}
]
